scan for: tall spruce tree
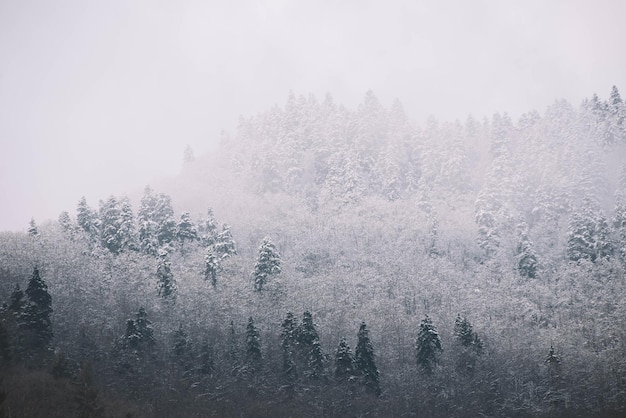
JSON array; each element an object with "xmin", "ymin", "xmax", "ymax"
[
  {"xmin": 77, "ymin": 197, "xmax": 100, "ymax": 242},
  {"xmin": 453, "ymin": 314, "xmax": 483, "ymax": 375},
  {"xmin": 22, "ymin": 268, "xmax": 53, "ymax": 350},
  {"xmin": 156, "ymin": 251, "xmax": 177, "ymax": 299},
  {"xmin": 334, "ymin": 337, "xmax": 355, "ymax": 380},
  {"xmin": 27, "ymin": 218, "xmax": 39, "ymax": 237},
  {"xmin": 203, "ymin": 247, "xmax": 220, "ymax": 287},
  {"xmin": 415, "ymin": 315, "xmax": 442, "ymax": 375},
  {"xmin": 215, "ymin": 224, "xmax": 237, "ymax": 258},
  {"xmin": 253, "ymin": 236, "xmax": 281, "ymax": 291},
  {"xmin": 199, "ymin": 208, "xmax": 219, "ymax": 247},
  {"xmin": 280, "ymin": 312, "xmax": 298, "ymax": 378},
  {"xmin": 245, "ymin": 317, "xmax": 261, "ymax": 371},
  {"xmin": 176, "ymin": 211, "xmax": 199, "ymax": 249},
  {"xmin": 516, "ymin": 222, "xmax": 538, "ymax": 278},
  {"xmin": 297, "ymin": 311, "xmax": 324, "ymax": 379},
  {"xmin": 138, "ymin": 187, "xmax": 160, "ymax": 255},
  {"xmin": 354, "ymin": 322, "xmax": 381, "ymax": 396},
  {"xmin": 99, "ymin": 195, "xmax": 123, "ymax": 254}
]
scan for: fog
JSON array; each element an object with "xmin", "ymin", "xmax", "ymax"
[{"xmin": 1, "ymin": 0, "xmax": 625, "ymax": 231}]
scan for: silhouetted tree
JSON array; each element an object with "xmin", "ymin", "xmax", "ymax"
[{"xmin": 354, "ymin": 322, "xmax": 381, "ymax": 396}]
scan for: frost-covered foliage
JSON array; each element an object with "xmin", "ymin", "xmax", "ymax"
[
  {"xmin": 253, "ymin": 236, "xmax": 281, "ymax": 291},
  {"xmin": 415, "ymin": 315, "xmax": 442, "ymax": 375}
]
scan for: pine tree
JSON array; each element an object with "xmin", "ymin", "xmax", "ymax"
[
  {"xmin": 117, "ymin": 197, "xmax": 137, "ymax": 252},
  {"xmin": 21, "ymin": 267, "xmax": 53, "ymax": 350},
  {"xmin": 595, "ymin": 214, "xmax": 614, "ymax": 260},
  {"xmin": 214, "ymin": 224, "xmax": 237, "ymax": 258},
  {"xmin": 8, "ymin": 284, "xmax": 25, "ymax": 316},
  {"xmin": 280, "ymin": 312, "xmax": 298, "ymax": 378},
  {"xmin": 354, "ymin": 322, "xmax": 381, "ymax": 396},
  {"xmin": 27, "ymin": 218, "xmax": 39, "ymax": 237},
  {"xmin": 58, "ymin": 211, "xmax": 74, "ymax": 234},
  {"xmin": 516, "ymin": 222, "xmax": 538, "ymax": 279},
  {"xmin": 156, "ymin": 252, "xmax": 177, "ymax": 299},
  {"xmin": 155, "ymin": 193, "xmax": 177, "ymax": 246},
  {"xmin": 204, "ymin": 247, "xmax": 220, "ymax": 287},
  {"xmin": 199, "ymin": 208, "xmax": 219, "ymax": 247},
  {"xmin": 334, "ymin": 337, "xmax": 355, "ymax": 380},
  {"xmin": 138, "ymin": 187, "xmax": 160, "ymax": 255},
  {"xmin": 253, "ymin": 236, "xmax": 281, "ymax": 291},
  {"xmin": 77, "ymin": 197, "xmax": 100, "ymax": 241},
  {"xmin": 296, "ymin": 311, "xmax": 324, "ymax": 379},
  {"xmin": 245, "ymin": 317, "xmax": 261, "ymax": 371},
  {"xmin": 415, "ymin": 315, "xmax": 442, "ymax": 375},
  {"xmin": 99, "ymin": 195, "xmax": 123, "ymax": 254},
  {"xmin": 566, "ymin": 208, "xmax": 596, "ymax": 262},
  {"xmin": 176, "ymin": 212, "xmax": 199, "ymax": 249},
  {"xmin": 453, "ymin": 314, "xmax": 483, "ymax": 375}
]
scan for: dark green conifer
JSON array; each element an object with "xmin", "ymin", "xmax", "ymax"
[
  {"xmin": 22, "ymin": 267, "xmax": 53, "ymax": 350},
  {"xmin": 245, "ymin": 317, "xmax": 261, "ymax": 370},
  {"xmin": 334, "ymin": 337, "xmax": 355, "ymax": 380},
  {"xmin": 354, "ymin": 322, "xmax": 381, "ymax": 396},
  {"xmin": 415, "ymin": 315, "xmax": 442, "ymax": 375}
]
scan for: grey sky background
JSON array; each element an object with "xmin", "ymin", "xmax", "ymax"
[{"xmin": 1, "ymin": 0, "xmax": 625, "ymax": 231}]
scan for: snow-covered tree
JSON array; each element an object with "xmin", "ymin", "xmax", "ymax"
[
  {"xmin": 116, "ymin": 197, "xmax": 137, "ymax": 252},
  {"xmin": 595, "ymin": 214, "xmax": 614, "ymax": 261},
  {"xmin": 27, "ymin": 218, "xmax": 38, "ymax": 237},
  {"xmin": 9, "ymin": 284, "xmax": 25, "ymax": 316},
  {"xmin": 99, "ymin": 195, "xmax": 123, "ymax": 254},
  {"xmin": 21, "ymin": 267, "xmax": 53, "ymax": 350},
  {"xmin": 77, "ymin": 196, "xmax": 100, "ymax": 241},
  {"xmin": 245, "ymin": 317, "xmax": 261, "ymax": 371},
  {"xmin": 296, "ymin": 311, "xmax": 324, "ymax": 379},
  {"xmin": 156, "ymin": 251, "xmax": 176, "ymax": 299},
  {"xmin": 253, "ymin": 236, "xmax": 281, "ymax": 291},
  {"xmin": 334, "ymin": 337, "xmax": 355, "ymax": 380},
  {"xmin": 280, "ymin": 312, "xmax": 298, "ymax": 378},
  {"xmin": 354, "ymin": 321, "xmax": 381, "ymax": 396},
  {"xmin": 415, "ymin": 315, "xmax": 442, "ymax": 375},
  {"xmin": 516, "ymin": 222, "xmax": 538, "ymax": 279},
  {"xmin": 176, "ymin": 211, "xmax": 198, "ymax": 248},
  {"xmin": 566, "ymin": 207, "xmax": 597, "ymax": 262},
  {"xmin": 214, "ymin": 224, "xmax": 237, "ymax": 258},
  {"xmin": 138, "ymin": 187, "xmax": 160, "ymax": 255},
  {"xmin": 203, "ymin": 247, "xmax": 219, "ymax": 287},
  {"xmin": 58, "ymin": 211, "xmax": 74, "ymax": 234},
  {"xmin": 198, "ymin": 208, "xmax": 219, "ymax": 247}
]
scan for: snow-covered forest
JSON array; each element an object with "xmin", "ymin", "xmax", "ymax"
[{"xmin": 2, "ymin": 87, "xmax": 626, "ymax": 417}]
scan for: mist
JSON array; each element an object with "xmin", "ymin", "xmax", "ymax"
[{"xmin": 1, "ymin": 0, "xmax": 625, "ymax": 231}]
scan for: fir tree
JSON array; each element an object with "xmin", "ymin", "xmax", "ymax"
[
  {"xmin": 99, "ymin": 195, "xmax": 122, "ymax": 254},
  {"xmin": 117, "ymin": 197, "xmax": 137, "ymax": 252},
  {"xmin": 453, "ymin": 314, "xmax": 483, "ymax": 375},
  {"xmin": 21, "ymin": 267, "xmax": 53, "ymax": 350},
  {"xmin": 77, "ymin": 197, "xmax": 100, "ymax": 241},
  {"xmin": 125, "ymin": 307, "xmax": 156, "ymax": 352},
  {"xmin": 245, "ymin": 317, "xmax": 261, "ymax": 371},
  {"xmin": 334, "ymin": 337, "xmax": 355, "ymax": 380},
  {"xmin": 199, "ymin": 208, "xmax": 219, "ymax": 247},
  {"xmin": 176, "ymin": 211, "xmax": 199, "ymax": 248},
  {"xmin": 27, "ymin": 218, "xmax": 39, "ymax": 237},
  {"xmin": 415, "ymin": 315, "xmax": 442, "ymax": 375},
  {"xmin": 595, "ymin": 214, "xmax": 614, "ymax": 260},
  {"xmin": 354, "ymin": 322, "xmax": 381, "ymax": 396},
  {"xmin": 155, "ymin": 193, "xmax": 177, "ymax": 246},
  {"xmin": 215, "ymin": 224, "xmax": 237, "ymax": 258},
  {"xmin": 516, "ymin": 222, "xmax": 538, "ymax": 279},
  {"xmin": 138, "ymin": 187, "xmax": 160, "ymax": 255},
  {"xmin": 204, "ymin": 247, "xmax": 220, "ymax": 287},
  {"xmin": 253, "ymin": 236, "xmax": 281, "ymax": 291},
  {"xmin": 171, "ymin": 324, "xmax": 192, "ymax": 373},
  {"xmin": 156, "ymin": 251, "xmax": 177, "ymax": 299},
  {"xmin": 566, "ymin": 207, "xmax": 596, "ymax": 262},
  {"xmin": 296, "ymin": 311, "xmax": 324, "ymax": 379},
  {"xmin": 8, "ymin": 284, "xmax": 25, "ymax": 316},
  {"xmin": 280, "ymin": 312, "xmax": 298, "ymax": 378},
  {"xmin": 58, "ymin": 211, "xmax": 74, "ymax": 234}
]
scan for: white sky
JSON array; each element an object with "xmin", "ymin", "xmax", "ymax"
[{"xmin": 1, "ymin": 0, "xmax": 625, "ymax": 231}]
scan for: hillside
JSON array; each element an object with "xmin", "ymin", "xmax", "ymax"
[{"xmin": 1, "ymin": 88, "xmax": 626, "ymax": 417}]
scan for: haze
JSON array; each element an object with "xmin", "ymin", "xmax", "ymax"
[{"xmin": 1, "ymin": 0, "xmax": 625, "ymax": 232}]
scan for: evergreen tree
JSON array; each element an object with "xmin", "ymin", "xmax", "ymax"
[
  {"xmin": 77, "ymin": 197, "xmax": 100, "ymax": 241},
  {"xmin": 117, "ymin": 197, "xmax": 137, "ymax": 252},
  {"xmin": 176, "ymin": 211, "xmax": 199, "ymax": 249},
  {"xmin": 156, "ymin": 251, "xmax": 177, "ymax": 299},
  {"xmin": 334, "ymin": 337, "xmax": 355, "ymax": 380},
  {"xmin": 354, "ymin": 322, "xmax": 381, "ymax": 396},
  {"xmin": 99, "ymin": 195, "xmax": 123, "ymax": 254},
  {"xmin": 155, "ymin": 193, "xmax": 177, "ymax": 246},
  {"xmin": 27, "ymin": 218, "xmax": 39, "ymax": 237},
  {"xmin": 0, "ymin": 320, "xmax": 10, "ymax": 364},
  {"xmin": 453, "ymin": 314, "xmax": 483, "ymax": 375},
  {"xmin": 138, "ymin": 187, "xmax": 160, "ymax": 255},
  {"xmin": 8, "ymin": 284, "xmax": 25, "ymax": 315},
  {"xmin": 245, "ymin": 317, "xmax": 261, "ymax": 371},
  {"xmin": 131, "ymin": 307, "xmax": 155, "ymax": 351},
  {"xmin": 280, "ymin": 312, "xmax": 298, "ymax": 378},
  {"xmin": 614, "ymin": 203, "xmax": 626, "ymax": 262},
  {"xmin": 58, "ymin": 211, "xmax": 74, "ymax": 234},
  {"xmin": 595, "ymin": 214, "xmax": 614, "ymax": 260},
  {"xmin": 253, "ymin": 236, "xmax": 281, "ymax": 291},
  {"xmin": 171, "ymin": 324, "xmax": 192, "ymax": 373},
  {"xmin": 415, "ymin": 315, "xmax": 442, "ymax": 375},
  {"xmin": 516, "ymin": 222, "xmax": 538, "ymax": 278},
  {"xmin": 296, "ymin": 311, "xmax": 324, "ymax": 379},
  {"xmin": 199, "ymin": 208, "xmax": 219, "ymax": 247},
  {"xmin": 214, "ymin": 224, "xmax": 237, "ymax": 258},
  {"xmin": 566, "ymin": 207, "xmax": 596, "ymax": 262},
  {"xmin": 203, "ymin": 247, "xmax": 220, "ymax": 287},
  {"xmin": 21, "ymin": 268, "xmax": 53, "ymax": 350}
]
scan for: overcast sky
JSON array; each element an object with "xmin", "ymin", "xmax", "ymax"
[{"xmin": 1, "ymin": 0, "xmax": 625, "ymax": 231}]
